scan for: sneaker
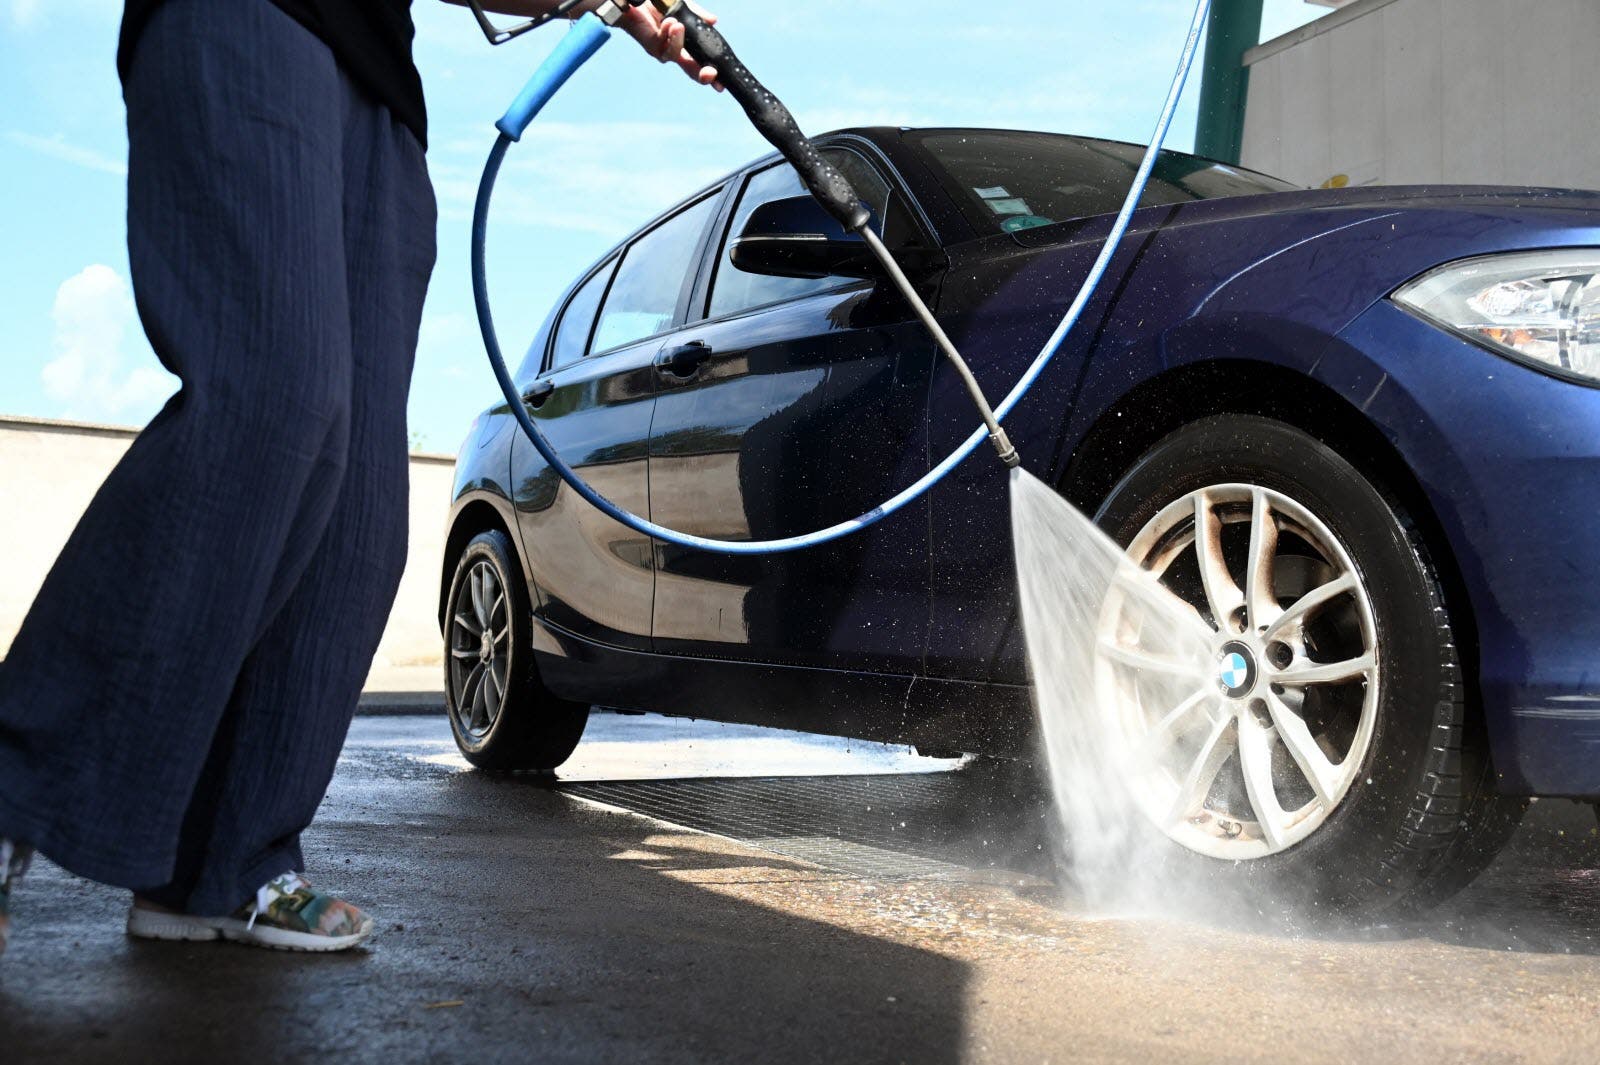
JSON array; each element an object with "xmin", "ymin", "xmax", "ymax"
[
  {"xmin": 0, "ymin": 839, "xmax": 34, "ymax": 958},
  {"xmin": 126, "ymin": 873, "xmax": 374, "ymax": 953}
]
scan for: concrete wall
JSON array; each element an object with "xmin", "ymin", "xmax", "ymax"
[
  {"xmin": 1241, "ymin": 0, "xmax": 1600, "ymax": 190},
  {"xmin": 0, "ymin": 415, "xmax": 454, "ymax": 673}
]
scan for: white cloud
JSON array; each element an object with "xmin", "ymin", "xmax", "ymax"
[
  {"xmin": 406, "ymin": 308, "xmax": 494, "ymax": 452},
  {"xmin": 429, "ymin": 120, "xmax": 746, "ymax": 238},
  {"xmin": 8, "ymin": 0, "xmax": 120, "ymax": 29},
  {"xmin": 6, "ymin": 131, "xmax": 127, "ymax": 176},
  {"xmin": 8, "ymin": 0, "xmax": 40, "ymax": 27},
  {"xmin": 415, "ymin": 310, "xmax": 479, "ymax": 374},
  {"xmin": 41, "ymin": 264, "xmax": 176, "ymax": 426}
]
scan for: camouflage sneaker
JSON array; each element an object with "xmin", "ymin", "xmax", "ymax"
[
  {"xmin": 126, "ymin": 873, "xmax": 374, "ymax": 953},
  {"xmin": 0, "ymin": 839, "xmax": 34, "ymax": 958}
]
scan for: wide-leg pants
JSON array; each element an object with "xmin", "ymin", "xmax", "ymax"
[{"xmin": 0, "ymin": 0, "xmax": 436, "ymax": 915}]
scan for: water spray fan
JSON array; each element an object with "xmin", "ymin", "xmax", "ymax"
[{"xmin": 470, "ymin": 0, "xmax": 1212, "ymax": 554}]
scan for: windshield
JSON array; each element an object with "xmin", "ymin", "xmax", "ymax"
[{"xmin": 913, "ymin": 130, "xmax": 1301, "ymax": 236}]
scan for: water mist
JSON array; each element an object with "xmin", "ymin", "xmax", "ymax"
[{"xmin": 1009, "ymin": 467, "xmax": 1225, "ymax": 914}]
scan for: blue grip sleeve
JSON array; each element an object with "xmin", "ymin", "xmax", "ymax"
[{"xmin": 496, "ymin": 14, "xmax": 613, "ymax": 142}]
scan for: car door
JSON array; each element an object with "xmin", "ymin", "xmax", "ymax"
[
  {"xmin": 511, "ymin": 189, "xmax": 725, "ymax": 651},
  {"xmin": 646, "ymin": 149, "xmax": 940, "ymax": 674}
]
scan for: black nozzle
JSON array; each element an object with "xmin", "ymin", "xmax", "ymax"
[{"xmin": 663, "ymin": 1, "xmax": 870, "ymax": 232}]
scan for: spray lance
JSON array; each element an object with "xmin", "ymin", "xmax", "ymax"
[{"xmin": 468, "ymin": 0, "xmax": 1212, "ymax": 553}]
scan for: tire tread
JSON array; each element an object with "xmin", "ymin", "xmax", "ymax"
[{"xmin": 1363, "ymin": 516, "xmax": 1524, "ymax": 917}]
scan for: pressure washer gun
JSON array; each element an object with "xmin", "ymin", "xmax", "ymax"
[{"xmin": 467, "ymin": 0, "xmax": 1020, "ymax": 469}]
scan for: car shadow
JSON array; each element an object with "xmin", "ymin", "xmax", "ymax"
[{"xmin": 1345, "ymin": 799, "xmax": 1600, "ymax": 956}]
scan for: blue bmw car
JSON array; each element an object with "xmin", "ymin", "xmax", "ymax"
[{"xmin": 441, "ymin": 127, "xmax": 1600, "ymax": 914}]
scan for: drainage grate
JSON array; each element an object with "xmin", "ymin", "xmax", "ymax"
[{"xmin": 562, "ymin": 770, "xmax": 1055, "ymax": 883}]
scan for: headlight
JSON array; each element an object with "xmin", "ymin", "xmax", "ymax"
[{"xmin": 1393, "ymin": 249, "xmax": 1600, "ymax": 385}]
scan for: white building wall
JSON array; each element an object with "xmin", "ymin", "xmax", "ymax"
[
  {"xmin": 1241, "ymin": 0, "xmax": 1600, "ymax": 190},
  {"xmin": 0, "ymin": 416, "xmax": 454, "ymax": 675}
]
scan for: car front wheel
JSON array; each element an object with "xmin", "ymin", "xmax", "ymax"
[
  {"xmin": 1093, "ymin": 414, "xmax": 1522, "ymax": 917},
  {"xmin": 444, "ymin": 529, "xmax": 589, "ymax": 771}
]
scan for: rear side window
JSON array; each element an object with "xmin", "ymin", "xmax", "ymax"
[
  {"xmin": 708, "ymin": 151, "xmax": 892, "ymax": 320},
  {"xmin": 549, "ymin": 258, "xmax": 616, "ymax": 371},
  {"xmin": 592, "ymin": 194, "xmax": 720, "ymax": 354}
]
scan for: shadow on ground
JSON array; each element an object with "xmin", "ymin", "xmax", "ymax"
[
  {"xmin": 6, "ymin": 713, "xmax": 1600, "ymax": 1064},
  {"xmin": 1364, "ymin": 800, "xmax": 1600, "ymax": 956},
  {"xmin": 0, "ymin": 731, "xmax": 970, "ymax": 1065}
]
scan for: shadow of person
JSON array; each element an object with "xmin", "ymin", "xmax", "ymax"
[{"xmin": 1, "ymin": 747, "xmax": 971, "ymax": 1065}]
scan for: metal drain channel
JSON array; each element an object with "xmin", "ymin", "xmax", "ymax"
[{"xmin": 562, "ymin": 773, "xmax": 1048, "ymax": 883}]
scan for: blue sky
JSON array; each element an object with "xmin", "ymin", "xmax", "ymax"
[{"xmin": 0, "ymin": 0, "xmax": 1324, "ymax": 451}]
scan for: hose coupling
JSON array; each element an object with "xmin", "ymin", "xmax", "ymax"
[{"xmin": 989, "ymin": 429, "xmax": 1021, "ymax": 469}]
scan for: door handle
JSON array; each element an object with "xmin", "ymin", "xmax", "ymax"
[
  {"xmin": 655, "ymin": 341, "xmax": 713, "ymax": 379},
  {"xmin": 521, "ymin": 379, "xmax": 555, "ymax": 409}
]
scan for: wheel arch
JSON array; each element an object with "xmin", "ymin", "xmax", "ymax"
[
  {"xmin": 1058, "ymin": 358, "xmax": 1483, "ymax": 702},
  {"xmin": 439, "ymin": 495, "xmax": 522, "ymax": 632}
]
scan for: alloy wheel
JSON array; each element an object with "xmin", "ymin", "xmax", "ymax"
[
  {"xmin": 449, "ymin": 560, "xmax": 511, "ymax": 741},
  {"xmin": 1095, "ymin": 483, "xmax": 1380, "ymax": 859}
]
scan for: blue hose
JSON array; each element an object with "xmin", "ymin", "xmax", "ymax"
[{"xmin": 473, "ymin": 1, "xmax": 1212, "ymax": 555}]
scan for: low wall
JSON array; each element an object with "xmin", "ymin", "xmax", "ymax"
[{"xmin": 0, "ymin": 415, "xmax": 453, "ymax": 674}]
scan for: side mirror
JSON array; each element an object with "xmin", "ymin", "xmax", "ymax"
[{"xmin": 729, "ymin": 195, "xmax": 877, "ymax": 280}]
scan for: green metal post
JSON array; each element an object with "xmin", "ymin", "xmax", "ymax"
[{"xmin": 1193, "ymin": 0, "xmax": 1264, "ymax": 164}]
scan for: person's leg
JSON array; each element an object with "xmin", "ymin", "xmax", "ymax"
[
  {"xmin": 132, "ymin": 57, "xmax": 437, "ymax": 918},
  {"xmin": 0, "ymin": 0, "xmax": 353, "ymax": 891}
]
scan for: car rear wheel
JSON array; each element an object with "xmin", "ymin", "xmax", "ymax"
[
  {"xmin": 1093, "ymin": 414, "xmax": 1523, "ymax": 917},
  {"xmin": 444, "ymin": 529, "xmax": 589, "ymax": 771}
]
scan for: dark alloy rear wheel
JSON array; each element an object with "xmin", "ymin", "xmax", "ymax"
[
  {"xmin": 1092, "ymin": 414, "xmax": 1523, "ymax": 918},
  {"xmin": 444, "ymin": 529, "xmax": 589, "ymax": 771}
]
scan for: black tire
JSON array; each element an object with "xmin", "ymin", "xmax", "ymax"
[
  {"xmin": 1391, "ymin": 726, "xmax": 1526, "ymax": 916},
  {"xmin": 443, "ymin": 529, "xmax": 589, "ymax": 771},
  {"xmin": 1093, "ymin": 414, "xmax": 1522, "ymax": 919}
]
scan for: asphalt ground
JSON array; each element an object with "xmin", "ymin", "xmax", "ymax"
[{"xmin": 3, "ymin": 710, "xmax": 1598, "ymax": 1064}]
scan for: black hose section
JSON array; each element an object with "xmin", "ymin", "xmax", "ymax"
[{"xmin": 665, "ymin": 1, "xmax": 871, "ymax": 232}]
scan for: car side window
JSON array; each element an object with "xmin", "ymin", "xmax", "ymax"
[
  {"xmin": 708, "ymin": 150, "xmax": 892, "ymax": 321},
  {"xmin": 549, "ymin": 258, "xmax": 616, "ymax": 371},
  {"xmin": 591, "ymin": 194, "xmax": 720, "ymax": 355}
]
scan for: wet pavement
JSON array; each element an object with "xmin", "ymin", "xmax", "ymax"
[{"xmin": 3, "ymin": 711, "xmax": 1599, "ymax": 1064}]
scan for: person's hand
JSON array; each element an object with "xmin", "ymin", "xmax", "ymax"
[{"xmin": 618, "ymin": 3, "xmax": 722, "ymax": 90}]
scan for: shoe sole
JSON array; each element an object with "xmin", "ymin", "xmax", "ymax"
[{"xmin": 126, "ymin": 907, "xmax": 374, "ymax": 953}]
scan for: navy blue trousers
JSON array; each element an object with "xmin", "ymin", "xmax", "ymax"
[{"xmin": 0, "ymin": 0, "xmax": 435, "ymax": 914}]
